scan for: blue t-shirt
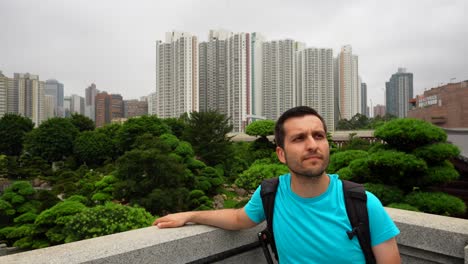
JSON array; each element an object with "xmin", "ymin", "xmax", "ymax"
[{"xmin": 245, "ymin": 174, "xmax": 400, "ymax": 263}]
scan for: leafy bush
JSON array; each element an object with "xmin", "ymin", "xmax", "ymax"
[
  {"xmin": 374, "ymin": 118, "xmax": 447, "ymax": 152},
  {"xmin": 245, "ymin": 120, "xmax": 275, "ymax": 137},
  {"xmin": 413, "ymin": 143, "xmax": 460, "ymax": 163},
  {"xmin": 365, "ymin": 151, "xmax": 427, "ymax": 187},
  {"xmin": 404, "ymin": 192, "xmax": 466, "ymax": 216},
  {"xmin": 363, "ymin": 183, "xmax": 404, "ymax": 205},
  {"xmin": 328, "ymin": 150, "xmax": 368, "ymax": 173},
  {"xmin": 336, "ymin": 167, "xmax": 354, "ymax": 181},
  {"xmin": 422, "ymin": 161, "xmax": 459, "ymax": 185},
  {"xmin": 64, "ymin": 202, "xmax": 153, "ymax": 243},
  {"xmin": 235, "ymin": 163, "xmax": 288, "ymax": 190}
]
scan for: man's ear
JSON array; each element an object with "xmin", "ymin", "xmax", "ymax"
[{"xmin": 276, "ymin": 146, "xmax": 286, "ymax": 164}]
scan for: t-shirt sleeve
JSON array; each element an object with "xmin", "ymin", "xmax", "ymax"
[
  {"xmin": 366, "ymin": 191, "xmax": 400, "ymax": 246},
  {"xmin": 244, "ymin": 186, "xmax": 266, "ymax": 224}
]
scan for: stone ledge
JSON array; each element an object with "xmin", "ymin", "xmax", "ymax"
[
  {"xmin": 0, "ymin": 208, "xmax": 467, "ymax": 263},
  {"xmin": 0, "ymin": 224, "xmax": 267, "ymax": 264}
]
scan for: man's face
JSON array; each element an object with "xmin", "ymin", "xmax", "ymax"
[{"xmin": 276, "ymin": 115, "xmax": 330, "ymax": 179}]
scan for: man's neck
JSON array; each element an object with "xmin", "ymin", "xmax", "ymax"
[{"xmin": 290, "ymin": 173, "xmax": 330, "ymax": 198}]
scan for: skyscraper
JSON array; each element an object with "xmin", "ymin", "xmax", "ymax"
[
  {"xmin": 44, "ymin": 94, "xmax": 56, "ymax": 120},
  {"xmin": 14, "ymin": 73, "xmax": 45, "ymax": 126},
  {"xmin": 95, "ymin": 92, "xmax": 110, "ymax": 128},
  {"xmin": 297, "ymin": 47, "xmax": 335, "ymax": 131},
  {"xmin": 386, "ymin": 68, "xmax": 413, "ymax": 118},
  {"xmin": 227, "ymin": 32, "xmax": 251, "ymax": 132},
  {"xmin": 335, "ymin": 45, "xmax": 361, "ymax": 121},
  {"xmin": 361, "ymin": 82, "xmax": 367, "ymax": 116},
  {"xmin": 250, "ymin": 32, "xmax": 265, "ymax": 118},
  {"xmin": 199, "ymin": 30, "xmax": 230, "ymax": 114},
  {"xmin": 44, "ymin": 79, "xmax": 64, "ymax": 117},
  {"xmin": 0, "ymin": 71, "xmax": 11, "ymax": 118},
  {"xmin": 70, "ymin": 94, "xmax": 85, "ymax": 115},
  {"xmin": 147, "ymin": 92, "xmax": 157, "ymax": 115},
  {"xmin": 262, "ymin": 39, "xmax": 300, "ymax": 120},
  {"xmin": 155, "ymin": 31, "xmax": 198, "ymax": 118},
  {"xmin": 85, "ymin": 83, "xmax": 98, "ymax": 121}
]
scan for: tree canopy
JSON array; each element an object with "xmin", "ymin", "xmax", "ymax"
[
  {"xmin": 24, "ymin": 118, "xmax": 79, "ymax": 163},
  {"xmin": 0, "ymin": 113, "xmax": 35, "ymax": 156}
]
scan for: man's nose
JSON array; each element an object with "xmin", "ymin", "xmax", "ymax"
[{"xmin": 305, "ymin": 136, "xmax": 318, "ymax": 150}]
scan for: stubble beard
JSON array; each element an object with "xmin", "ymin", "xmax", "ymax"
[{"xmin": 285, "ymin": 154, "xmax": 328, "ymax": 179}]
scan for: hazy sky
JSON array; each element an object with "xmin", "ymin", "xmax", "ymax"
[{"xmin": 1, "ymin": 0, "xmax": 467, "ymax": 107}]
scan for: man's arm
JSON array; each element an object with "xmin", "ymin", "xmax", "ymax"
[
  {"xmin": 153, "ymin": 208, "xmax": 258, "ymax": 230},
  {"xmin": 372, "ymin": 237, "xmax": 400, "ymax": 264}
]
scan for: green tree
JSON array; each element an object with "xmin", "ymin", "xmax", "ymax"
[
  {"xmin": 0, "ymin": 113, "xmax": 34, "ymax": 156},
  {"xmin": 114, "ymin": 140, "xmax": 190, "ymax": 214},
  {"xmin": 162, "ymin": 117, "xmax": 188, "ymax": 139},
  {"xmin": 117, "ymin": 115, "xmax": 171, "ymax": 152},
  {"xmin": 69, "ymin": 113, "xmax": 95, "ymax": 132},
  {"xmin": 245, "ymin": 120, "xmax": 275, "ymax": 138},
  {"xmin": 182, "ymin": 110, "xmax": 233, "ymax": 167},
  {"xmin": 24, "ymin": 118, "xmax": 79, "ymax": 163},
  {"xmin": 73, "ymin": 131, "xmax": 114, "ymax": 166}
]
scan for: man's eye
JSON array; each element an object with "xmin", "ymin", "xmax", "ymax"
[{"xmin": 314, "ymin": 134, "xmax": 325, "ymax": 139}]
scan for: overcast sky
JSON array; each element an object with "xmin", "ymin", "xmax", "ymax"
[{"xmin": 1, "ymin": 0, "xmax": 467, "ymax": 108}]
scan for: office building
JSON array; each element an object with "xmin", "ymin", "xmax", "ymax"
[
  {"xmin": 361, "ymin": 82, "xmax": 367, "ymax": 116},
  {"xmin": 386, "ymin": 68, "xmax": 413, "ymax": 118},
  {"xmin": 85, "ymin": 83, "xmax": 98, "ymax": 121},
  {"xmin": 70, "ymin": 94, "xmax": 85, "ymax": 115},
  {"xmin": 44, "ymin": 79, "xmax": 64, "ymax": 117}
]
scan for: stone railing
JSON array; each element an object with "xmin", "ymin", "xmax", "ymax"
[{"xmin": 1, "ymin": 208, "xmax": 467, "ymax": 264}]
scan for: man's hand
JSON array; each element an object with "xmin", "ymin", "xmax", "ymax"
[{"xmin": 153, "ymin": 212, "xmax": 193, "ymax": 228}]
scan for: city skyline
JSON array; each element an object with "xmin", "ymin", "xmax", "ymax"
[{"xmin": 1, "ymin": 0, "xmax": 467, "ymax": 106}]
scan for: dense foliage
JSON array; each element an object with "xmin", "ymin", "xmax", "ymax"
[
  {"xmin": 0, "ymin": 113, "xmax": 35, "ymax": 156},
  {"xmin": 332, "ymin": 117, "xmax": 463, "ymax": 216}
]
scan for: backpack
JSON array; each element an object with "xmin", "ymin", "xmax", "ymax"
[{"xmin": 257, "ymin": 177, "xmax": 376, "ymax": 264}]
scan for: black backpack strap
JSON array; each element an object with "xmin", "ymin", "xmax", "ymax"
[
  {"xmin": 259, "ymin": 177, "xmax": 279, "ymax": 262},
  {"xmin": 342, "ymin": 179, "xmax": 376, "ymax": 264}
]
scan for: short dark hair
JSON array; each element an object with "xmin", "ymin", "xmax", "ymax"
[{"xmin": 274, "ymin": 106, "xmax": 327, "ymax": 148}]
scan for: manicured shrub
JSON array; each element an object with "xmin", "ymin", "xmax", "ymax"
[
  {"xmin": 363, "ymin": 183, "xmax": 404, "ymax": 205},
  {"xmin": 374, "ymin": 118, "xmax": 447, "ymax": 152},
  {"xmin": 413, "ymin": 143, "xmax": 460, "ymax": 163},
  {"xmin": 404, "ymin": 192, "xmax": 466, "ymax": 216},
  {"xmin": 328, "ymin": 150, "xmax": 368, "ymax": 173}
]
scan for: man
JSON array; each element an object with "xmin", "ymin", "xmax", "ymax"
[{"xmin": 154, "ymin": 106, "xmax": 400, "ymax": 263}]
